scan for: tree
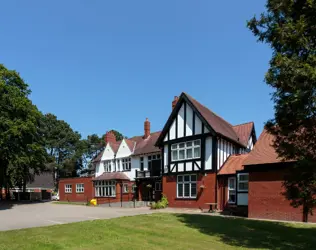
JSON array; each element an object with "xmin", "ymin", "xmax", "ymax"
[
  {"xmin": 41, "ymin": 113, "xmax": 81, "ymax": 185},
  {"xmin": 0, "ymin": 64, "xmax": 47, "ymax": 198},
  {"xmin": 248, "ymin": 0, "xmax": 316, "ymax": 221}
]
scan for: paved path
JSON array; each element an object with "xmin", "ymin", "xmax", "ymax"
[{"xmin": 0, "ymin": 202, "xmax": 154, "ymax": 231}]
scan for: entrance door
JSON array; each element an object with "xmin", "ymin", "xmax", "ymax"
[{"xmin": 140, "ymin": 182, "xmax": 153, "ymax": 201}]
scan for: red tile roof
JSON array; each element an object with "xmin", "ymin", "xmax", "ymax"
[
  {"xmin": 125, "ymin": 139, "xmax": 136, "ymax": 152},
  {"xmin": 218, "ymin": 154, "xmax": 248, "ymax": 175},
  {"xmin": 109, "ymin": 141, "xmax": 121, "ymax": 153},
  {"xmin": 91, "ymin": 141, "xmax": 121, "ymax": 163},
  {"xmin": 93, "ymin": 172, "xmax": 130, "ymax": 181},
  {"xmin": 233, "ymin": 122, "xmax": 254, "ymax": 147},
  {"xmin": 243, "ymin": 129, "xmax": 293, "ymax": 166},
  {"xmin": 130, "ymin": 131, "xmax": 161, "ymax": 156},
  {"xmin": 185, "ymin": 93, "xmax": 241, "ymax": 145}
]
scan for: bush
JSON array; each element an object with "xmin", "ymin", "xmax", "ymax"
[{"xmin": 150, "ymin": 194, "xmax": 168, "ymax": 209}]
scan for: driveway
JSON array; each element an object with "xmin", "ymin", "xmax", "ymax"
[{"xmin": 0, "ymin": 202, "xmax": 154, "ymax": 231}]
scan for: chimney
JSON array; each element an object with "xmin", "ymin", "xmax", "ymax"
[
  {"xmin": 172, "ymin": 96, "xmax": 179, "ymax": 110},
  {"xmin": 104, "ymin": 131, "xmax": 116, "ymax": 144},
  {"xmin": 144, "ymin": 118, "xmax": 150, "ymax": 139}
]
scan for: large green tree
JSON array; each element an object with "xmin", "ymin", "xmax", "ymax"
[
  {"xmin": 248, "ymin": 0, "xmax": 316, "ymax": 221},
  {"xmin": 0, "ymin": 64, "xmax": 47, "ymax": 197},
  {"xmin": 41, "ymin": 113, "xmax": 81, "ymax": 185}
]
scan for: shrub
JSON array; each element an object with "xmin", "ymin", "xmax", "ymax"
[{"xmin": 150, "ymin": 194, "xmax": 169, "ymax": 209}]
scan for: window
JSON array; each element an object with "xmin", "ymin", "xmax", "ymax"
[
  {"xmin": 122, "ymin": 158, "xmax": 131, "ymax": 171},
  {"xmin": 177, "ymin": 174, "xmax": 197, "ymax": 198},
  {"xmin": 65, "ymin": 184, "xmax": 72, "ymax": 193},
  {"xmin": 155, "ymin": 182, "xmax": 162, "ymax": 191},
  {"xmin": 123, "ymin": 184, "xmax": 128, "ymax": 193},
  {"xmin": 132, "ymin": 184, "xmax": 137, "ymax": 193},
  {"xmin": 148, "ymin": 154, "xmax": 161, "ymax": 172},
  {"xmin": 228, "ymin": 177, "xmax": 236, "ymax": 204},
  {"xmin": 238, "ymin": 173, "xmax": 249, "ymax": 191},
  {"xmin": 171, "ymin": 140, "xmax": 201, "ymax": 161},
  {"xmin": 76, "ymin": 183, "xmax": 84, "ymax": 193},
  {"xmin": 104, "ymin": 160, "xmax": 111, "ymax": 172},
  {"xmin": 140, "ymin": 157, "xmax": 144, "ymax": 171},
  {"xmin": 95, "ymin": 180, "xmax": 116, "ymax": 197}
]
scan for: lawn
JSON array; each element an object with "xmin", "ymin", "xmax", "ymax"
[{"xmin": 0, "ymin": 213, "xmax": 315, "ymax": 250}]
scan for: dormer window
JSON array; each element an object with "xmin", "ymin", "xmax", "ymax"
[{"xmin": 171, "ymin": 140, "xmax": 201, "ymax": 162}]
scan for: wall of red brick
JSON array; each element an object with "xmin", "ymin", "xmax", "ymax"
[
  {"xmin": 162, "ymin": 173, "xmax": 216, "ymax": 209},
  {"xmin": 249, "ymin": 169, "xmax": 316, "ymax": 223},
  {"xmin": 59, "ymin": 177, "xmax": 94, "ymax": 203},
  {"xmin": 59, "ymin": 178, "xmax": 136, "ymax": 204},
  {"xmin": 217, "ymin": 176, "xmax": 228, "ymax": 211},
  {"xmin": 95, "ymin": 181, "xmax": 135, "ymax": 204}
]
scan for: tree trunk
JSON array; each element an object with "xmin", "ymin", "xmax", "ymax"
[
  {"xmin": 23, "ymin": 165, "xmax": 27, "ymax": 193},
  {"xmin": 303, "ymin": 204, "xmax": 309, "ymax": 223}
]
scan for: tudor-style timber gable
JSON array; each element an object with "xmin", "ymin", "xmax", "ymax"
[{"xmin": 156, "ymin": 93, "xmax": 253, "ymax": 175}]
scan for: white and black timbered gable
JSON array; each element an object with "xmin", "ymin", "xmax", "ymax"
[{"xmin": 156, "ymin": 94, "xmax": 217, "ymax": 175}]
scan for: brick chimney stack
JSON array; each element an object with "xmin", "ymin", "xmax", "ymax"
[
  {"xmin": 144, "ymin": 118, "xmax": 150, "ymax": 139},
  {"xmin": 172, "ymin": 96, "xmax": 179, "ymax": 110},
  {"xmin": 104, "ymin": 131, "xmax": 116, "ymax": 144}
]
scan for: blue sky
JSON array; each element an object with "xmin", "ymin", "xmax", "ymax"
[{"xmin": 0, "ymin": 0, "xmax": 272, "ymax": 139}]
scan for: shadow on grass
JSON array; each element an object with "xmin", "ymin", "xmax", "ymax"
[{"xmin": 176, "ymin": 214, "xmax": 316, "ymax": 250}]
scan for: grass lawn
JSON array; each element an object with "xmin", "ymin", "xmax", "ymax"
[{"xmin": 0, "ymin": 213, "xmax": 315, "ymax": 250}]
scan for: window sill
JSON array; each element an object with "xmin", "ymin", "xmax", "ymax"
[
  {"xmin": 95, "ymin": 196, "xmax": 116, "ymax": 198},
  {"xmin": 76, "ymin": 192, "xmax": 84, "ymax": 194},
  {"xmin": 237, "ymin": 190, "xmax": 248, "ymax": 193},
  {"xmin": 175, "ymin": 197, "xmax": 197, "ymax": 200}
]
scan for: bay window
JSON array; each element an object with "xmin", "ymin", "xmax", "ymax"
[
  {"xmin": 228, "ymin": 177, "xmax": 236, "ymax": 204},
  {"xmin": 95, "ymin": 180, "xmax": 116, "ymax": 197},
  {"xmin": 171, "ymin": 140, "xmax": 201, "ymax": 162},
  {"xmin": 177, "ymin": 174, "xmax": 197, "ymax": 198}
]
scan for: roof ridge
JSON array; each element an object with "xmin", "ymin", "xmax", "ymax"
[
  {"xmin": 233, "ymin": 121, "xmax": 254, "ymax": 127},
  {"xmin": 183, "ymin": 92, "xmax": 235, "ymax": 128},
  {"xmin": 129, "ymin": 131, "xmax": 162, "ymax": 140}
]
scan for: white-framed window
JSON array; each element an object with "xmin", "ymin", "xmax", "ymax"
[
  {"xmin": 104, "ymin": 160, "xmax": 111, "ymax": 172},
  {"xmin": 132, "ymin": 184, "xmax": 137, "ymax": 193},
  {"xmin": 65, "ymin": 184, "xmax": 72, "ymax": 193},
  {"xmin": 140, "ymin": 157, "xmax": 144, "ymax": 171},
  {"xmin": 155, "ymin": 181, "xmax": 162, "ymax": 191},
  {"xmin": 123, "ymin": 183, "xmax": 129, "ymax": 193},
  {"xmin": 122, "ymin": 158, "xmax": 131, "ymax": 171},
  {"xmin": 171, "ymin": 140, "xmax": 201, "ymax": 162},
  {"xmin": 76, "ymin": 183, "xmax": 84, "ymax": 193},
  {"xmin": 238, "ymin": 173, "xmax": 249, "ymax": 191},
  {"xmin": 95, "ymin": 180, "xmax": 116, "ymax": 197},
  {"xmin": 177, "ymin": 174, "xmax": 197, "ymax": 198},
  {"xmin": 228, "ymin": 177, "xmax": 236, "ymax": 204}
]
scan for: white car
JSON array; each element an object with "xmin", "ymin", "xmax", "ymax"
[{"xmin": 51, "ymin": 193, "xmax": 59, "ymax": 201}]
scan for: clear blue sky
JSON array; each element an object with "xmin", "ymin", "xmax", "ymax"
[{"xmin": 0, "ymin": 0, "xmax": 273, "ymax": 139}]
